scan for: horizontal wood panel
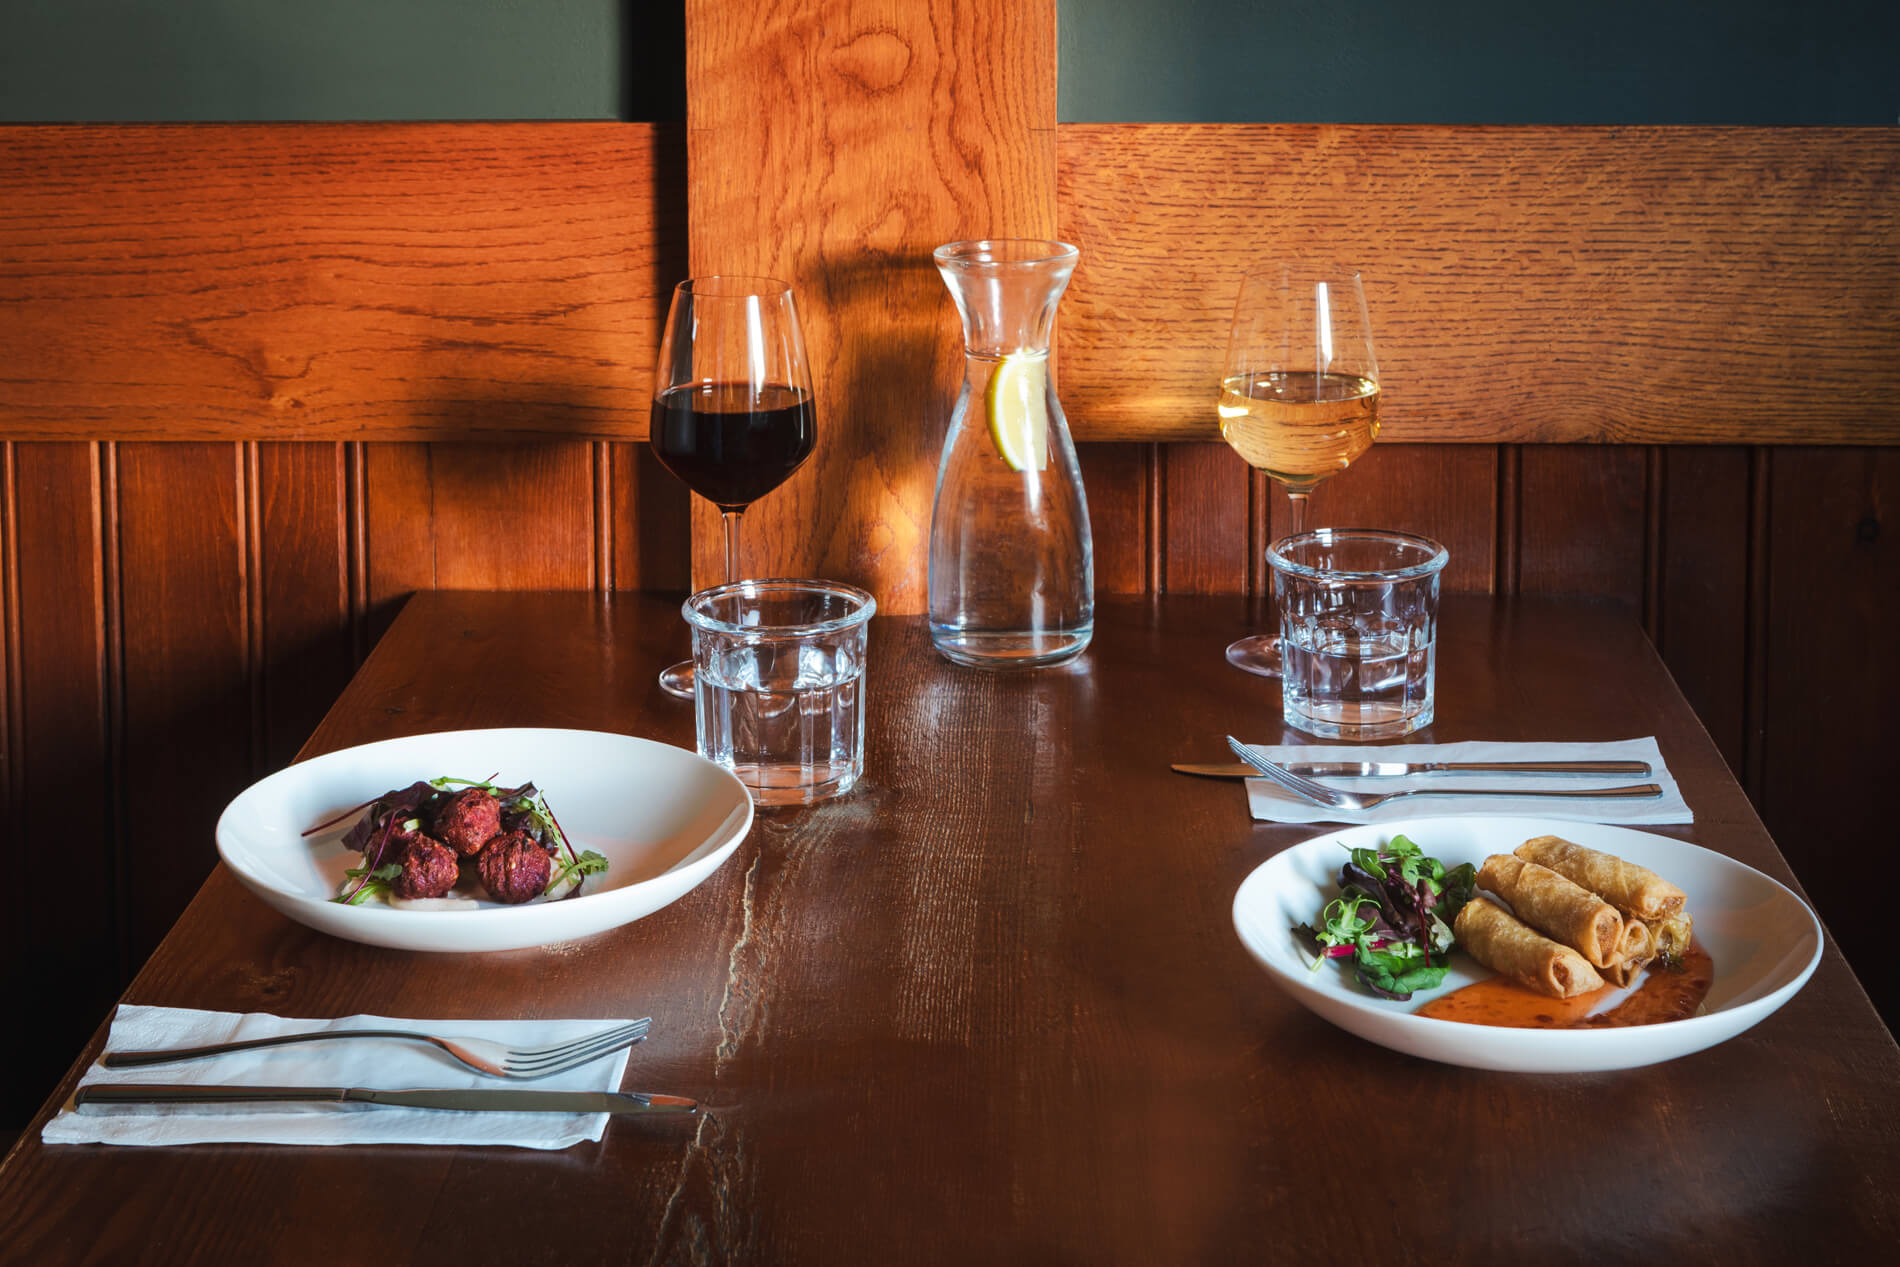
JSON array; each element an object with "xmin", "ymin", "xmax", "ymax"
[
  {"xmin": 0, "ymin": 123, "xmax": 685, "ymax": 442},
  {"xmin": 4, "ymin": 123, "xmax": 1894, "ymax": 455},
  {"xmin": 1057, "ymin": 124, "xmax": 1900, "ymax": 444}
]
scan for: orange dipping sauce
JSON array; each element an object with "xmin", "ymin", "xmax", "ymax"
[{"xmin": 1415, "ymin": 941, "xmax": 1713, "ymax": 1029}]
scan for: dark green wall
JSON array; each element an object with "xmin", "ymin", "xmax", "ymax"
[
  {"xmin": 1059, "ymin": 0, "xmax": 1899, "ymax": 124},
  {"xmin": 0, "ymin": 2, "xmax": 1892, "ymax": 124},
  {"xmin": 0, "ymin": 0, "xmax": 680, "ymax": 121}
]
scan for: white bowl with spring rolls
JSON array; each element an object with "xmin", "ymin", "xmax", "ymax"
[{"xmin": 1231, "ymin": 816, "xmax": 1823, "ymax": 1072}]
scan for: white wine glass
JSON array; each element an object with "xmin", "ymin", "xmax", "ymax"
[{"xmin": 1217, "ymin": 263, "xmax": 1381, "ymax": 678}]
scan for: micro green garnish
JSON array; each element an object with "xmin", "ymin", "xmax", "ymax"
[
  {"xmin": 547, "ymin": 849, "xmax": 610, "ymax": 897},
  {"xmin": 336, "ymin": 862, "xmax": 403, "ymax": 906},
  {"xmin": 1291, "ymin": 833, "xmax": 1477, "ymax": 1001}
]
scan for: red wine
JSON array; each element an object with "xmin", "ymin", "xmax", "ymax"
[{"xmin": 650, "ymin": 383, "xmax": 815, "ymax": 511}]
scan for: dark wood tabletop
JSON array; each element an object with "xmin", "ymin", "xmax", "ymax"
[{"xmin": 2, "ymin": 591, "xmax": 1895, "ymax": 1264}]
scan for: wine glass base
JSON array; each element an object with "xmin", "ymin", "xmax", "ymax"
[
  {"xmin": 659, "ymin": 660, "xmax": 696, "ymax": 700},
  {"xmin": 1225, "ymin": 634, "xmax": 1283, "ymax": 680}
]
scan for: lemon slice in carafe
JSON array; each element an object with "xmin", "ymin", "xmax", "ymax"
[{"xmin": 984, "ymin": 353, "xmax": 1050, "ymax": 472}]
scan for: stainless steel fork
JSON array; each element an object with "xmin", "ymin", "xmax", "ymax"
[
  {"xmin": 1224, "ymin": 737, "xmax": 1662, "ymax": 811},
  {"xmin": 100, "ymin": 1017, "xmax": 652, "ymax": 1080}
]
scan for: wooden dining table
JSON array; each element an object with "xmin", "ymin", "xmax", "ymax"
[{"xmin": 1, "ymin": 590, "xmax": 1895, "ymax": 1263}]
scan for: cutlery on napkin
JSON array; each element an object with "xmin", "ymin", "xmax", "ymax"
[
  {"xmin": 44, "ymin": 1005, "xmax": 660, "ymax": 1149},
  {"xmin": 1173, "ymin": 758, "xmax": 1653, "ymax": 779},
  {"xmin": 75, "ymin": 1084, "xmax": 695, "ymax": 1115},
  {"xmin": 1225, "ymin": 737, "xmax": 1692, "ymax": 825}
]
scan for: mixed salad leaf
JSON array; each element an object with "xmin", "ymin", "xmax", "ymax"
[
  {"xmin": 1293, "ymin": 835, "xmax": 1476, "ymax": 1000},
  {"xmin": 337, "ymin": 861, "xmax": 405, "ymax": 907}
]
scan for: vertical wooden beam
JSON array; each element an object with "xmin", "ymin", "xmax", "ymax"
[{"xmin": 685, "ymin": 0, "xmax": 1059, "ymax": 611}]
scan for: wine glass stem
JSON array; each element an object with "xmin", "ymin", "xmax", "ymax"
[
  {"xmin": 721, "ymin": 509, "xmax": 744, "ymax": 583},
  {"xmin": 1286, "ymin": 491, "xmax": 1309, "ymax": 537}
]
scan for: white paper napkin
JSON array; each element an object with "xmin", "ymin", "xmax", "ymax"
[
  {"xmin": 43, "ymin": 1005, "xmax": 641, "ymax": 1149},
  {"xmin": 1244, "ymin": 737, "xmax": 1691, "ymax": 825}
]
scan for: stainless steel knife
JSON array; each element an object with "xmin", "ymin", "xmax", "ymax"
[
  {"xmin": 1171, "ymin": 759, "xmax": 1652, "ymax": 780},
  {"xmin": 73, "ymin": 1084, "xmax": 696, "ymax": 1114}
]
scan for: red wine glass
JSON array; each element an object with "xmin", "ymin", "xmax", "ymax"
[{"xmin": 650, "ymin": 277, "xmax": 816, "ymax": 698}]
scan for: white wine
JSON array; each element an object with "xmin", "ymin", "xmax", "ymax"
[{"xmin": 1217, "ymin": 370, "xmax": 1380, "ymax": 492}]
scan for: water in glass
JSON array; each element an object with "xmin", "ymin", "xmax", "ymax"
[
  {"xmin": 698, "ymin": 640, "xmax": 865, "ymax": 805},
  {"xmin": 928, "ymin": 240, "xmax": 1093, "ymax": 669}
]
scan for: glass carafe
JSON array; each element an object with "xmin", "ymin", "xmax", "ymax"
[{"xmin": 928, "ymin": 239, "xmax": 1093, "ymax": 668}]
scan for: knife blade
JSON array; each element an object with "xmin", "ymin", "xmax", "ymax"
[
  {"xmin": 73, "ymin": 1084, "xmax": 697, "ymax": 1115},
  {"xmin": 1171, "ymin": 759, "xmax": 1652, "ymax": 780}
]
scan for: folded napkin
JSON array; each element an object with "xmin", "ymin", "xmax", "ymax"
[
  {"xmin": 44, "ymin": 1005, "xmax": 639, "ymax": 1150},
  {"xmin": 1244, "ymin": 737, "xmax": 1691, "ymax": 825}
]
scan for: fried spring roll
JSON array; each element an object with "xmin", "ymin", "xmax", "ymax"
[
  {"xmin": 1600, "ymin": 920, "xmax": 1655, "ymax": 988},
  {"xmin": 1477, "ymin": 854, "xmax": 1625, "ymax": 968},
  {"xmin": 1454, "ymin": 896, "xmax": 1605, "ymax": 999},
  {"xmin": 1515, "ymin": 835, "xmax": 1687, "ymax": 921},
  {"xmin": 1647, "ymin": 910, "xmax": 1694, "ymax": 967}
]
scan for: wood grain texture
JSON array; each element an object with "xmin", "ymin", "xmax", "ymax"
[
  {"xmin": 609, "ymin": 440, "xmax": 692, "ymax": 594},
  {"xmin": 1760, "ymin": 448, "xmax": 1900, "ymax": 1024},
  {"xmin": 1056, "ymin": 124, "xmax": 1900, "ymax": 444},
  {"xmin": 1075, "ymin": 442, "xmax": 1150, "ymax": 595},
  {"xmin": 420, "ymin": 442, "xmax": 596, "ymax": 589},
  {"xmin": 1276, "ymin": 443, "xmax": 1500, "ymax": 593},
  {"xmin": 3, "ymin": 592, "xmax": 1897, "ymax": 1263},
  {"xmin": 684, "ymin": 0, "xmax": 1058, "ymax": 607},
  {"xmin": 0, "ymin": 123, "xmax": 685, "ymax": 442},
  {"xmin": 1160, "ymin": 442, "xmax": 1249, "ymax": 594},
  {"xmin": 1656, "ymin": 446, "xmax": 1751, "ymax": 772},
  {"xmin": 256, "ymin": 442, "xmax": 353, "ymax": 770},
  {"xmin": 114, "ymin": 444, "xmax": 251, "ymax": 965},
  {"xmin": 0, "ymin": 443, "xmax": 119, "ymax": 1123},
  {"xmin": 1516, "ymin": 445, "xmax": 1648, "ymax": 607}
]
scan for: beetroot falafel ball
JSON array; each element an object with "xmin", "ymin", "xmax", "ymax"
[
  {"xmin": 476, "ymin": 830, "xmax": 553, "ymax": 904},
  {"xmin": 394, "ymin": 834, "xmax": 460, "ymax": 900},
  {"xmin": 433, "ymin": 787, "xmax": 504, "ymax": 856}
]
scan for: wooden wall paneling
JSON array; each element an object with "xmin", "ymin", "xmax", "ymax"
[
  {"xmin": 1, "ymin": 442, "xmax": 116, "ymax": 1125},
  {"xmin": 1056, "ymin": 124, "xmax": 1900, "ymax": 444},
  {"xmin": 0, "ymin": 123, "xmax": 685, "ymax": 443},
  {"xmin": 1655, "ymin": 447, "xmax": 1751, "ymax": 773},
  {"xmin": 1276, "ymin": 443, "xmax": 1500, "ymax": 594},
  {"xmin": 255, "ymin": 442, "xmax": 354, "ymax": 770},
  {"xmin": 360, "ymin": 441, "xmax": 602, "ymax": 643},
  {"xmin": 420, "ymin": 442, "xmax": 597, "ymax": 589},
  {"xmin": 684, "ymin": 0, "xmax": 1058, "ymax": 611},
  {"xmin": 113, "ymin": 443, "xmax": 251, "ymax": 968},
  {"xmin": 1074, "ymin": 443, "xmax": 1152, "ymax": 596},
  {"xmin": 361, "ymin": 443, "xmax": 438, "ymax": 646},
  {"xmin": 608, "ymin": 441, "xmax": 691, "ymax": 594},
  {"xmin": 1759, "ymin": 447, "xmax": 1900, "ymax": 1024},
  {"xmin": 1514, "ymin": 445, "xmax": 1648, "ymax": 608},
  {"xmin": 1161, "ymin": 443, "xmax": 1250, "ymax": 594}
]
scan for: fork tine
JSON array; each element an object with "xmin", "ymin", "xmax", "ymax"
[
  {"xmin": 515, "ymin": 1018, "xmax": 650, "ymax": 1060},
  {"xmin": 506, "ymin": 1020, "xmax": 651, "ymax": 1073},
  {"xmin": 1224, "ymin": 737, "xmax": 1343, "ymax": 807},
  {"xmin": 507, "ymin": 1032, "xmax": 648, "ymax": 1078},
  {"xmin": 516, "ymin": 1020, "xmax": 650, "ymax": 1064}
]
